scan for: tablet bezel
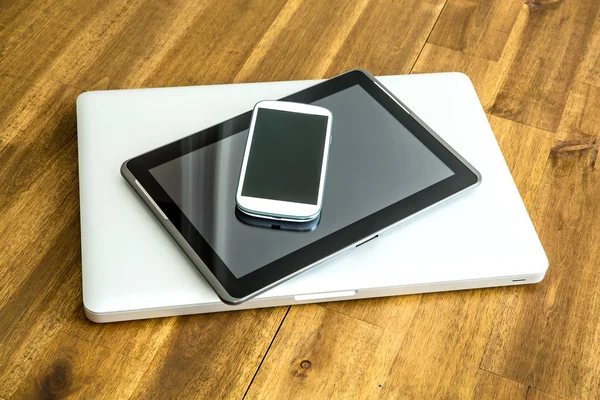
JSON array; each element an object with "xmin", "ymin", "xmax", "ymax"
[{"xmin": 123, "ymin": 70, "xmax": 481, "ymax": 304}]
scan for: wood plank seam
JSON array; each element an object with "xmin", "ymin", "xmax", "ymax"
[
  {"xmin": 311, "ymin": 0, "xmax": 372, "ymax": 78},
  {"xmin": 526, "ymin": 385, "xmax": 569, "ymax": 400},
  {"xmin": 321, "ymin": 299, "xmax": 420, "ymax": 329},
  {"xmin": 0, "ymin": 73, "xmax": 84, "ymax": 98},
  {"xmin": 408, "ymin": 0, "xmax": 450, "ymax": 74},
  {"xmin": 232, "ymin": 0, "xmax": 304, "ymax": 83},
  {"xmin": 61, "ymin": 329, "xmax": 146, "ymax": 362},
  {"xmin": 477, "ymin": 367, "xmax": 567, "ymax": 400},
  {"xmin": 477, "ymin": 368, "xmax": 535, "ymax": 398},
  {"xmin": 241, "ymin": 306, "xmax": 291, "ymax": 400},
  {"xmin": 0, "ymin": 72, "xmax": 38, "ymax": 85},
  {"xmin": 490, "ymin": 114, "xmax": 556, "ymax": 138},
  {"xmin": 321, "ymin": 302, "xmax": 394, "ymax": 329}
]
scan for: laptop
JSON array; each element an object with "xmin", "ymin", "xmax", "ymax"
[{"xmin": 77, "ymin": 72, "xmax": 548, "ymax": 323}]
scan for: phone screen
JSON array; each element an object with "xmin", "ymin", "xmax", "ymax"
[{"xmin": 241, "ymin": 108, "xmax": 329, "ymax": 205}]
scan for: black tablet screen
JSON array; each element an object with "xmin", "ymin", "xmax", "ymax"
[{"xmin": 150, "ymin": 84, "xmax": 454, "ymax": 278}]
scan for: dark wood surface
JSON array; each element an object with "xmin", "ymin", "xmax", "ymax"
[{"xmin": 1, "ymin": 0, "xmax": 599, "ymax": 398}]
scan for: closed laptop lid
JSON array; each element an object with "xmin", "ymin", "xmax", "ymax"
[{"xmin": 77, "ymin": 73, "xmax": 547, "ymax": 319}]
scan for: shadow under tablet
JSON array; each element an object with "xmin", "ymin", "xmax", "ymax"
[{"xmin": 234, "ymin": 206, "xmax": 320, "ymax": 232}]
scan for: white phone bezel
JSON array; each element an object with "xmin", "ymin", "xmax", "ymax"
[{"xmin": 236, "ymin": 100, "xmax": 333, "ymax": 221}]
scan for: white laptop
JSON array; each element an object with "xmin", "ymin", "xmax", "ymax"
[{"xmin": 77, "ymin": 73, "xmax": 548, "ymax": 323}]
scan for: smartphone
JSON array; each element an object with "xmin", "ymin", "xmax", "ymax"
[{"xmin": 236, "ymin": 100, "xmax": 333, "ymax": 222}]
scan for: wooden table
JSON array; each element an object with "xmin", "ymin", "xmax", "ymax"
[{"xmin": 1, "ymin": 1, "xmax": 598, "ymax": 398}]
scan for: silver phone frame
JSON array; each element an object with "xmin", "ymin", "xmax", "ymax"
[{"xmin": 235, "ymin": 100, "xmax": 333, "ymax": 221}]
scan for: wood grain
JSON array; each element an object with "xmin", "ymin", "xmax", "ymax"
[
  {"xmin": 413, "ymin": 3, "xmax": 530, "ymax": 111},
  {"xmin": 428, "ymin": 0, "xmax": 523, "ymax": 61},
  {"xmin": 576, "ymin": 16, "xmax": 600, "ymax": 88},
  {"xmin": 481, "ymin": 144, "xmax": 600, "ymax": 399},
  {"xmin": 12, "ymin": 332, "xmax": 146, "ymax": 399},
  {"xmin": 234, "ymin": 0, "xmax": 372, "ymax": 82},
  {"xmin": 473, "ymin": 369, "xmax": 562, "ymax": 400},
  {"xmin": 557, "ymin": 81, "xmax": 600, "ymax": 145},
  {"xmin": 489, "ymin": 0, "xmax": 600, "ymax": 132},
  {"xmin": 323, "ymin": 292, "xmax": 421, "ymax": 329},
  {"xmin": 358, "ymin": 289, "xmax": 518, "ymax": 399},
  {"xmin": 244, "ymin": 305, "xmax": 382, "ymax": 399},
  {"xmin": 131, "ymin": 308, "xmax": 287, "ymax": 400},
  {"xmin": 488, "ymin": 114, "xmax": 555, "ymax": 209},
  {"xmin": 1, "ymin": 0, "xmax": 600, "ymax": 398},
  {"xmin": 480, "ymin": 72, "xmax": 600, "ymax": 400},
  {"xmin": 324, "ymin": 0, "xmax": 446, "ymax": 76}
]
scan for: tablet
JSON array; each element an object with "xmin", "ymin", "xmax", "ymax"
[{"xmin": 121, "ymin": 69, "xmax": 481, "ymax": 305}]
